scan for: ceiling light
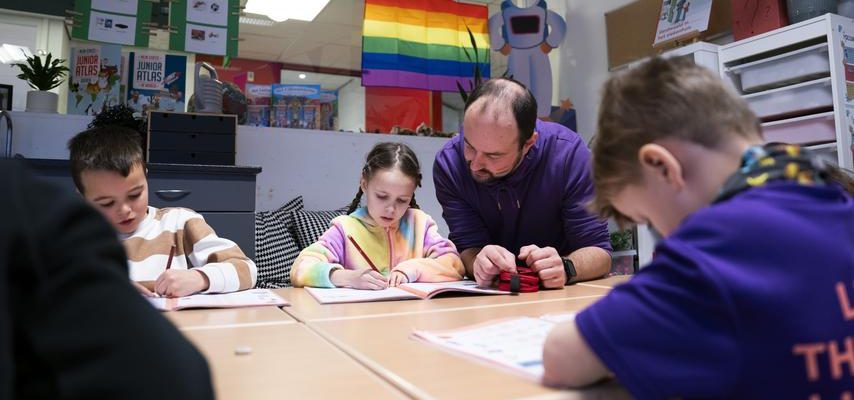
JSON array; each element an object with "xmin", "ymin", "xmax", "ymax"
[
  {"xmin": 244, "ymin": 0, "xmax": 330, "ymax": 23},
  {"xmin": 239, "ymin": 15, "xmax": 275, "ymax": 26},
  {"xmin": 298, "ymin": 73, "xmax": 306, "ymax": 79}
]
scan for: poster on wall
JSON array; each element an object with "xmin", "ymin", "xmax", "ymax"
[
  {"xmin": 126, "ymin": 51, "xmax": 187, "ymax": 114},
  {"xmin": 185, "ymin": 23, "xmax": 228, "ymax": 56},
  {"xmin": 271, "ymin": 84, "xmax": 321, "ymax": 129},
  {"xmin": 67, "ymin": 44, "xmax": 122, "ymax": 116},
  {"xmin": 318, "ymin": 90, "xmax": 338, "ymax": 131},
  {"xmin": 245, "ymin": 83, "xmax": 271, "ymax": 127},
  {"xmin": 843, "ymin": 41, "xmax": 854, "ymax": 103},
  {"xmin": 653, "ymin": 0, "xmax": 712, "ymax": 46},
  {"xmin": 91, "ymin": 0, "xmax": 139, "ymax": 16},
  {"xmin": 71, "ymin": 0, "xmax": 151, "ymax": 47},
  {"xmin": 169, "ymin": 0, "xmax": 239, "ymax": 57},
  {"xmin": 187, "ymin": 0, "xmax": 229, "ymax": 26}
]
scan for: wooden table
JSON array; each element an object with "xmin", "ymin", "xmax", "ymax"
[
  {"xmin": 164, "ymin": 306, "xmax": 296, "ymax": 330},
  {"xmin": 307, "ymin": 295, "xmax": 630, "ymax": 400},
  {"xmin": 183, "ymin": 323, "xmax": 407, "ymax": 399},
  {"xmin": 274, "ymin": 283, "xmax": 612, "ymax": 322},
  {"xmin": 576, "ymin": 275, "xmax": 631, "ymax": 289},
  {"xmin": 167, "ymin": 275, "xmax": 633, "ymax": 399}
]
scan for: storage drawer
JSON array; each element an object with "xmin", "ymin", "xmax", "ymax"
[
  {"xmin": 148, "ymin": 150, "xmax": 235, "ymax": 165},
  {"xmin": 148, "ymin": 131, "xmax": 236, "ymax": 153},
  {"xmin": 730, "ymin": 43, "xmax": 830, "ymax": 93},
  {"xmin": 148, "ymin": 172, "xmax": 255, "ymax": 212},
  {"xmin": 149, "ymin": 111, "xmax": 236, "ymax": 134},
  {"xmin": 761, "ymin": 112, "xmax": 837, "ymax": 144},
  {"xmin": 201, "ymin": 212, "xmax": 256, "ymax": 260},
  {"xmin": 744, "ymin": 78, "xmax": 833, "ymax": 120}
]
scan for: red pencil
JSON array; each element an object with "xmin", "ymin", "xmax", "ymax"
[
  {"xmin": 166, "ymin": 245, "xmax": 176, "ymax": 270},
  {"xmin": 347, "ymin": 235, "xmax": 381, "ymax": 273}
]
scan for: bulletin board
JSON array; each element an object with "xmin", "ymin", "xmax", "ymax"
[{"xmin": 605, "ymin": 0, "xmax": 732, "ymax": 70}]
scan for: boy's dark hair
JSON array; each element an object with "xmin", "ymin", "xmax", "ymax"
[
  {"xmin": 347, "ymin": 142, "xmax": 422, "ymax": 214},
  {"xmin": 464, "ymin": 77, "xmax": 537, "ymax": 149},
  {"xmin": 68, "ymin": 126, "xmax": 146, "ymax": 194}
]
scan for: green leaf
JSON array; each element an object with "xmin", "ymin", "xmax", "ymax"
[
  {"xmin": 466, "ymin": 26, "xmax": 479, "ymax": 65},
  {"xmin": 11, "ymin": 53, "xmax": 69, "ymax": 91},
  {"xmin": 456, "ymin": 81, "xmax": 468, "ymax": 104}
]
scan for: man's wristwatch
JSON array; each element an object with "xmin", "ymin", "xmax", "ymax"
[{"xmin": 562, "ymin": 257, "xmax": 577, "ymax": 285}]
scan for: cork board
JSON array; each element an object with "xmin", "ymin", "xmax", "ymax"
[{"xmin": 605, "ymin": 0, "xmax": 732, "ymax": 69}]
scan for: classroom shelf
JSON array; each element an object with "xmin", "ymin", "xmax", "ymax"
[{"xmin": 720, "ymin": 13, "xmax": 854, "ymax": 171}]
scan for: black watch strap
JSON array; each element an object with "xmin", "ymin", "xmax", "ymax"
[{"xmin": 562, "ymin": 257, "xmax": 577, "ymax": 285}]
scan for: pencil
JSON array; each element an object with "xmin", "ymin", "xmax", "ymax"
[
  {"xmin": 347, "ymin": 235, "xmax": 381, "ymax": 273},
  {"xmin": 166, "ymin": 245, "xmax": 176, "ymax": 270}
]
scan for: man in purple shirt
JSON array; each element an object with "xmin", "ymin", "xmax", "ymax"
[{"xmin": 433, "ymin": 78, "xmax": 612, "ymax": 288}]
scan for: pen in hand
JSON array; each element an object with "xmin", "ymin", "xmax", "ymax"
[
  {"xmin": 166, "ymin": 245, "xmax": 176, "ymax": 270},
  {"xmin": 347, "ymin": 235, "xmax": 381, "ymax": 273}
]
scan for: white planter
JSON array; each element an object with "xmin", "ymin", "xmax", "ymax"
[{"xmin": 25, "ymin": 90, "xmax": 58, "ymax": 113}]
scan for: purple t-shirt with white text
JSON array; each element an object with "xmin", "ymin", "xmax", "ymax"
[
  {"xmin": 433, "ymin": 119, "xmax": 610, "ymax": 256},
  {"xmin": 577, "ymin": 182, "xmax": 854, "ymax": 398}
]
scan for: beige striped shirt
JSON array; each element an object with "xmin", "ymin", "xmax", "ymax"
[{"xmin": 121, "ymin": 206, "xmax": 257, "ymax": 293}]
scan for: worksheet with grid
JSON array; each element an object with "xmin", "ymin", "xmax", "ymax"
[{"xmin": 413, "ymin": 316, "xmax": 567, "ymax": 379}]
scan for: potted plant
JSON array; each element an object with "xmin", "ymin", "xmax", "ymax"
[{"xmin": 11, "ymin": 53, "xmax": 69, "ymax": 113}]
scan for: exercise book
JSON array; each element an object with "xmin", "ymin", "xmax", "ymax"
[
  {"xmin": 305, "ymin": 280, "xmax": 508, "ymax": 304},
  {"xmin": 147, "ymin": 289, "xmax": 289, "ymax": 311}
]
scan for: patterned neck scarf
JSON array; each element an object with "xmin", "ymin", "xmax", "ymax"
[{"xmin": 714, "ymin": 143, "xmax": 830, "ymax": 203}]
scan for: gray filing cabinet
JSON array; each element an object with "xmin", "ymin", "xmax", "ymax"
[{"xmin": 26, "ymin": 159, "xmax": 261, "ymax": 259}]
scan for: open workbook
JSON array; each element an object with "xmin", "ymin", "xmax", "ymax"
[
  {"xmin": 411, "ymin": 313, "xmax": 576, "ymax": 380},
  {"xmin": 305, "ymin": 280, "xmax": 509, "ymax": 304},
  {"xmin": 147, "ymin": 288, "xmax": 289, "ymax": 311}
]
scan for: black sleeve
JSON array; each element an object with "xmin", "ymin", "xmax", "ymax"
[{"xmin": 1, "ymin": 160, "xmax": 214, "ymax": 400}]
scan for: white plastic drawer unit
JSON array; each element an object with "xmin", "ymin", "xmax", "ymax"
[
  {"xmin": 761, "ymin": 111, "xmax": 836, "ymax": 145},
  {"xmin": 728, "ymin": 43, "xmax": 830, "ymax": 93},
  {"xmin": 742, "ymin": 77, "xmax": 833, "ymax": 120}
]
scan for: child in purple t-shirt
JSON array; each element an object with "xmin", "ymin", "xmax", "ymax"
[{"xmin": 541, "ymin": 57, "xmax": 854, "ymax": 398}]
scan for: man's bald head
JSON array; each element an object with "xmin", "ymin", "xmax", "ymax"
[{"xmin": 464, "ymin": 78, "xmax": 538, "ymax": 148}]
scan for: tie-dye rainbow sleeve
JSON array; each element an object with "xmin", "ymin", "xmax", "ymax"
[{"xmin": 290, "ymin": 221, "xmax": 347, "ymax": 288}]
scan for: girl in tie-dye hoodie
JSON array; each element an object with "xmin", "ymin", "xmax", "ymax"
[{"xmin": 290, "ymin": 143, "xmax": 464, "ymax": 289}]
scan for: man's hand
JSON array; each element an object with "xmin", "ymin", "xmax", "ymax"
[
  {"xmin": 499, "ymin": 43, "xmax": 512, "ymax": 56},
  {"xmin": 473, "ymin": 245, "xmax": 516, "ymax": 287},
  {"xmin": 519, "ymin": 245, "xmax": 565, "ymax": 289}
]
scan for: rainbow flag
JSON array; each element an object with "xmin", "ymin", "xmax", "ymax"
[{"xmin": 362, "ymin": 0, "xmax": 490, "ymax": 92}]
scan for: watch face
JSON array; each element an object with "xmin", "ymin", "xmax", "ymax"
[{"xmin": 563, "ymin": 257, "xmax": 577, "ymax": 278}]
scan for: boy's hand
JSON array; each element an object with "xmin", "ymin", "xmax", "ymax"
[
  {"xmin": 132, "ymin": 281, "xmax": 155, "ymax": 297},
  {"xmin": 388, "ymin": 270, "xmax": 409, "ymax": 287},
  {"xmin": 154, "ymin": 269, "xmax": 209, "ymax": 297}
]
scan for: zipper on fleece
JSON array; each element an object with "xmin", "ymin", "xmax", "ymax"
[{"xmin": 386, "ymin": 227, "xmax": 395, "ymax": 272}]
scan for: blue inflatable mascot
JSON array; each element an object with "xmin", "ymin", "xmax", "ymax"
[{"xmin": 489, "ymin": 0, "xmax": 567, "ymax": 119}]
